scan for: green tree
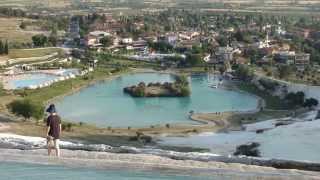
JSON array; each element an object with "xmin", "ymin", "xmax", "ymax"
[
  {"xmin": 48, "ymin": 34, "xmax": 58, "ymax": 46},
  {"xmin": 191, "ymin": 45, "xmax": 202, "ymax": 54},
  {"xmin": 235, "ymin": 64, "xmax": 253, "ymax": 80},
  {"xmin": 19, "ymin": 21, "xmax": 27, "ymax": 29},
  {"xmin": 278, "ymin": 65, "xmax": 293, "ymax": 79},
  {"xmin": 32, "ymin": 34, "xmax": 48, "ymax": 47},
  {"xmin": 285, "ymin": 91, "xmax": 305, "ymax": 107},
  {"xmin": 174, "ymin": 75, "xmax": 189, "ymax": 86},
  {"xmin": 7, "ymin": 99, "xmax": 44, "ymax": 120},
  {"xmin": 234, "ymin": 30, "xmax": 244, "ymax": 42},
  {"xmin": 100, "ymin": 36, "xmax": 113, "ymax": 47},
  {"xmin": 303, "ymin": 98, "xmax": 319, "ymax": 109},
  {"xmin": 0, "ymin": 40, "xmax": 3, "ymax": 55},
  {"xmin": 186, "ymin": 53, "xmax": 202, "ymax": 66},
  {"xmin": 180, "ymin": 86, "xmax": 191, "ymax": 96},
  {"xmin": 4, "ymin": 40, "xmax": 9, "ymax": 55}
]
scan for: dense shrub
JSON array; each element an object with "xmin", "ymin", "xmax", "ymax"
[
  {"xmin": 234, "ymin": 142, "xmax": 261, "ymax": 157},
  {"xmin": 7, "ymin": 99, "xmax": 44, "ymax": 120},
  {"xmin": 303, "ymin": 98, "xmax": 319, "ymax": 109}
]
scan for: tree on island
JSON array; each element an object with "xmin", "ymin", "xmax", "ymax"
[
  {"xmin": 124, "ymin": 75, "xmax": 190, "ymax": 97},
  {"xmin": 174, "ymin": 75, "xmax": 190, "ymax": 96},
  {"xmin": 174, "ymin": 75, "xmax": 188, "ymax": 87}
]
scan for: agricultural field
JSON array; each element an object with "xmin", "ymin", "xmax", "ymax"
[
  {"xmin": 0, "ymin": 48, "xmax": 63, "ymax": 65},
  {"xmin": 8, "ymin": 48, "xmax": 63, "ymax": 59},
  {"xmin": 0, "ymin": 18, "xmax": 48, "ymax": 44},
  {"xmin": 0, "ymin": 0, "xmax": 72, "ymax": 9}
]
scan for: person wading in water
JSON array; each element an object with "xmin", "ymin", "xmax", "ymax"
[{"xmin": 46, "ymin": 104, "xmax": 62, "ymax": 157}]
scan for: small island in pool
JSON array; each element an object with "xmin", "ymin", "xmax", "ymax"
[{"xmin": 123, "ymin": 75, "xmax": 191, "ymax": 97}]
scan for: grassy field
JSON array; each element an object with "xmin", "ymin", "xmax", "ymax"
[
  {"xmin": 8, "ymin": 48, "xmax": 63, "ymax": 59},
  {"xmin": 0, "ymin": 0, "xmax": 71, "ymax": 9},
  {"xmin": 0, "ymin": 48, "xmax": 63, "ymax": 64},
  {"xmin": 0, "ymin": 18, "xmax": 46, "ymax": 44}
]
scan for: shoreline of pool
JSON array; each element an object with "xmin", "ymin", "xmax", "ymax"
[{"xmin": 48, "ymin": 68, "xmax": 264, "ymax": 133}]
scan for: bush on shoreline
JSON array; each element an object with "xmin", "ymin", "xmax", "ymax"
[
  {"xmin": 7, "ymin": 99, "xmax": 44, "ymax": 121},
  {"xmin": 234, "ymin": 142, "xmax": 261, "ymax": 157}
]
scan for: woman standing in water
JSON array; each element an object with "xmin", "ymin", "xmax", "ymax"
[{"xmin": 46, "ymin": 104, "xmax": 62, "ymax": 157}]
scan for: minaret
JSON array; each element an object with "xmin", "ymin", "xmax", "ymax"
[{"xmin": 265, "ymin": 32, "xmax": 270, "ymax": 48}]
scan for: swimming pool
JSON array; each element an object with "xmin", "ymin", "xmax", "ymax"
[
  {"xmin": 10, "ymin": 73, "xmax": 58, "ymax": 89},
  {"xmin": 4, "ymin": 69, "xmax": 79, "ymax": 90}
]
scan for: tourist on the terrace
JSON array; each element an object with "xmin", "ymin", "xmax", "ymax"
[{"xmin": 46, "ymin": 104, "xmax": 62, "ymax": 157}]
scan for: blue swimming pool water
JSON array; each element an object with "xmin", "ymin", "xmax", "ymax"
[
  {"xmin": 0, "ymin": 162, "xmax": 219, "ymax": 180},
  {"xmin": 9, "ymin": 69, "xmax": 79, "ymax": 89},
  {"xmin": 55, "ymin": 73, "xmax": 258, "ymax": 127},
  {"xmin": 11, "ymin": 73, "xmax": 57, "ymax": 89}
]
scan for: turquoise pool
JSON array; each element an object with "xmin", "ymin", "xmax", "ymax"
[
  {"xmin": 55, "ymin": 73, "xmax": 258, "ymax": 127},
  {"xmin": 6, "ymin": 69, "xmax": 79, "ymax": 89},
  {"xmin": 10, "ymin": 73, "xmax": 58, "ymax": 89},
  {"xmin": 0, "ymin": 162, "xmax": 220, "ymax": 180}
]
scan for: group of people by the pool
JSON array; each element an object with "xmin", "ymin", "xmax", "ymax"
[{"xmin": 45, "ymin": 104, "xmax": 62, "ymax": 157}]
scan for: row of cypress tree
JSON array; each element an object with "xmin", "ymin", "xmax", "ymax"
[{"xmin": 0, "ymin": 40, "xmax": 9, "ymax": 55}]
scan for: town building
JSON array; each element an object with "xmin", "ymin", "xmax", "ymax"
[
  {"xmin": 204, "ymin": 46, "xmax": 238, "ymax": 64},
  {"xmin": 178, "ymin": 31, "xmax": 200, "ymax": 40},
  {"xmin": 122, "ymin": 38, "xmax": 133, "ymax": 44},
  {"xmin": 295, "ymin": 53, "xmax": 310, "ymax": 66},
  {"xmin": 273, "ymin": 51, "xmax": 296, "ymax": 64},
  {"xmin": 273, "ymin": 51, "xmax": 310, "ymax": 66},
  {"xmin": 276, "ymin": 22, "xmax": 286, "ymax": 35},
  {"xmin": 256, "ymin": 34, "xmax": 271, "ymax": 49},
  {"xmin": 85, "ymin": 31, "xmax": 111, "ymax": 47},
  {"xmin": 159, "ymin": 33, "xmax": 178, "ymax": 46}
]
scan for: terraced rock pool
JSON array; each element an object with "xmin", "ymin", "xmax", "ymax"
[
  {"xmin": 0, "ymin": 162, "xmax": 224, "ymax": 180},
  {"xmin": 55, "ymin": 72, "xmax": 258, "ymax": 127}
]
